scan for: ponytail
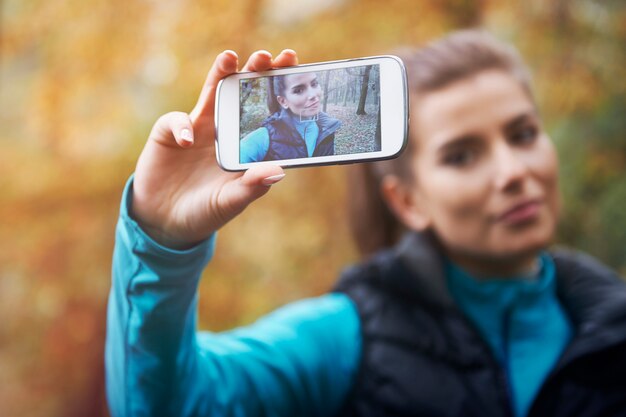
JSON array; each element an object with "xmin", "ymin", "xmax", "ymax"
[
  {"xmin": 346, "ymin": 162, "xmax": 408, "ymax": 258},
  {"xmin": 267, "ymin": 76, "xmax": 286, "ymax": 114}
]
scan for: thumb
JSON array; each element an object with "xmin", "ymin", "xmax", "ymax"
[
  {"xmin": 241, "ymin": 165, "xmax": 286, "ymax": 187},
  {"xmin": 220, "ymin": 165, "xmax": 286, "ymax": 213}
]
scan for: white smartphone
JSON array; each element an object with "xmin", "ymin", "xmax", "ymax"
[{"xmin": 215, "ymin": 55, "xmax": 408, "ymax": 171}]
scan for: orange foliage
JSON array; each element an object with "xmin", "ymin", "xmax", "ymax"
[{"xmin": 1, "ymin": 1, "xmax": 624, "ymax": 415}]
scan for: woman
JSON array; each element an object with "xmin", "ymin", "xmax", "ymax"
[
  {"xmin": 106, "ymin": 35, "xmax": 626, "ymax": 417},
  {"xmin": 240, "ymin": 72, "xmax": 341, "ymax": 162}
]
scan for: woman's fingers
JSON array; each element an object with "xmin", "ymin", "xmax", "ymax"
[
  {"xmin": 150, "ymin": 111, "xmax": 195, "ymax": 148},
  {"xmin": 241, "ymin": 50, "xmax": 273, "ymax": 72},
  {"xmin": 168, "ymin": 112, "xmax": 194, "ymax": 147},
  {"xmin": 272, "ymin": 49, "xmax": 298, "ymax": 68},
  {"xmin": 189, "ymin": 49, "xmax": 299, "ymax": 123},
  {"xmin": 241, "ymin": 49, "xmax": 298, "ymax": 72},
  {"xmin": 190, "ymin": 50, "xmax": 239, "ymax": 122}
]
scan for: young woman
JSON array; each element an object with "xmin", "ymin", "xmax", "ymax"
[
  {"xmin": 106, "ymin": 34, "xmax": 626, "ymax": 417},
  {"xmin": 240, "ymin": 72, "xmax": 341, "ymax": 162}
]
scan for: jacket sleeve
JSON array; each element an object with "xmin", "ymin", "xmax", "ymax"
[
  {"xmin": 240, "ymin": 127, "xmax": 270, "ymax": 163},
  {"xmin": 105, "ymin": 176, "xmax": 361, "ymax": 417}
]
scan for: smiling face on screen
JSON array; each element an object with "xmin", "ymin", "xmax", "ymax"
[{"xmin": 277, "ymin": 73, "xmax": 322, "ymax": 118}]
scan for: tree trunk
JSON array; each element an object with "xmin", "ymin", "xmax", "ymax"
[
  {"xmin": 356, "ymin": 65, "xmax": 372, "ymax": 115},
  {"xmin": 322, "ymin": 71, "xmax": 330, "ymax": 112},
  {"xmin": 375, "ymin": 106, "xmax": 381, "ymax": 151}
]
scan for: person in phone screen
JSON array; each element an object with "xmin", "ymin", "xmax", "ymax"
[
  {"xmin": 240, "ymin": 72, "xmax": 342, "ymax": 162},
  {"xmin": 106, "ymin": 33, "xmax": 626, "ymax": 417}
]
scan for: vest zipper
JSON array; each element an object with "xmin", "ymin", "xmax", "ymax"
[
  {"xmin": 448, "ymin": 311, "xmax": 515, "ymax": 417},
  {"xmin": 501, "ymin": 307, "xmax": 515, "ymax": 417}
]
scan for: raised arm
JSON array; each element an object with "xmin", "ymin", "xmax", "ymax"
[{"xmin": 105, "ymin": 50, "xmax": 361, "ymax": 417}]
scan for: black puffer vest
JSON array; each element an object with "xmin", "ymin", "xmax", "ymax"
[
  {"xmin": 262, "ymin": 109, "xmax": 341, "ymax": 161},
  {"xmin": 334, "ymin": 232, "xmax": 626, "ymax": 417}
]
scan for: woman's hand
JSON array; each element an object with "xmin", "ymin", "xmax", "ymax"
[{"xmin": 132, "ymin": 49, "xmax": 298, "ymax": 249}]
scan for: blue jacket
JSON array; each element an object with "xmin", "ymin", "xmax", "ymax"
[
  {"xmin": 106, "ymin": 178, "xmax": 359, "ymax": 417},
  {"xmin": 106, "ymin": 178, "xmax": 626, "ymax": 417}
]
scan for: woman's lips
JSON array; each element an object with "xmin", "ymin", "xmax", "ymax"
[{"xmin": 498, "ymin": 200, "xmax": 541, "ymax": 225}]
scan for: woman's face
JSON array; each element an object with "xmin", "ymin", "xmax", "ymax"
[
  {"xmin": 406, "ymin": 70, "xmax": 560, "ymax": 274},
  {"xmin": 277, "ymin": 73, "xmax": 322, "ymax": 118}
]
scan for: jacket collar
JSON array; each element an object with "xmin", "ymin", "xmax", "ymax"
[
  {"xmin": 315, "ymin": 111, "xmax": 341, "ymax": 143},
  {"xmin": 394, "ymin": 232, "xmax": 626, "ymax": 363},
  {"xmin": 551, "ymin": 248, "xmax": 626, "ymax": 365},
  {"xmin": 268, "ymin": 109, "xmax": 341, "ymax": 144},
  {"xmin": 395, "ymin": 231, "xmax": 456, "ymax": 310}
]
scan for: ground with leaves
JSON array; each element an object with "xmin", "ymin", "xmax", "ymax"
[{"xmin": 329, "ymin": 103, "xmax": 379, "ymax": 154}]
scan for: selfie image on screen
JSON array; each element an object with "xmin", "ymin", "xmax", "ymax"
[{"xmin": 239, "ymin": 65, "xmax": 381, "ymax": 163}]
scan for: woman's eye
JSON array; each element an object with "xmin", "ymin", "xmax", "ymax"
[
  {"xmin": 292, "ymin": 87, "xmax": 303, "ymax": 94},
  {"xmin": 311, "ymin": 80, "xmax": 319, "ymax": 88},
  {"xmin": 443, "ymin": 149, "xmax": 476, "ymax": 167},
  {"xmin": 511, "ymin": 126, "xmax": 537, "ymax": 145}
]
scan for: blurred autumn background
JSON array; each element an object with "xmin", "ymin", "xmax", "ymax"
[{"xmin": 1, "ymin": 0, "xmax": 625, "ymax": 416}]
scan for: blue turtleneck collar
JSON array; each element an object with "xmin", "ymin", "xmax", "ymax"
[{"xmin": 445, "ymin": 252, "xmax": 573, "ymax": 417}]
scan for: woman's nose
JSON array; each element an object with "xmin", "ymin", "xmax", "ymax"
[{"xmin": 493, "ymin": 143, "xmax": 528, "ymax": 193}]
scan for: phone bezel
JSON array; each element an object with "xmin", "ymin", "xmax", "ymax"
[{"xmin": 215, "ymin": 55, "xmax": 408, "ymax": 171}]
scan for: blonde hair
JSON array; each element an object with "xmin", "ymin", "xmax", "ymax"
[{"xmin": 348, "ymin": 30, "xmax": 534, "ymax": 257}]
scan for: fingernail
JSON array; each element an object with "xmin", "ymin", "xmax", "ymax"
[
  {"xmin": 262, "ymin": 173, "xmax": 286, "ymax": 186},
  {"xmin": 181, "ymin": 128, "xmax": 193, "ymax": 144},
  {"xmin": 221, "ymin": 51, "xmax": 239, "ymax": 71},
  {"xmin": 281, "ymin": 49, "xmax": 296, "ymax": 55}
]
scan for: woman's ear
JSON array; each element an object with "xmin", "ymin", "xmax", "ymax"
[
  {"xmin": 276, "ymin": 96, "xmax": 288, "ymax": 109},
  {"xmin": 381, "ymin": 175, "xmax": 431, "ymax": 231}
]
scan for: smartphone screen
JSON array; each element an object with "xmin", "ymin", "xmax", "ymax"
[
  {"xmin": 238, "ymin": 65, "xmax": 381, "ymax": 164},
  {"xmin": 215, "ymin": 56, "xmax": 407, "ymax": 171}
]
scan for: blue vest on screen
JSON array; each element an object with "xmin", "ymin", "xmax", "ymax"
[{"xmin": 262, "ymin": 109, "xmax": 341, "ymax": 161}]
